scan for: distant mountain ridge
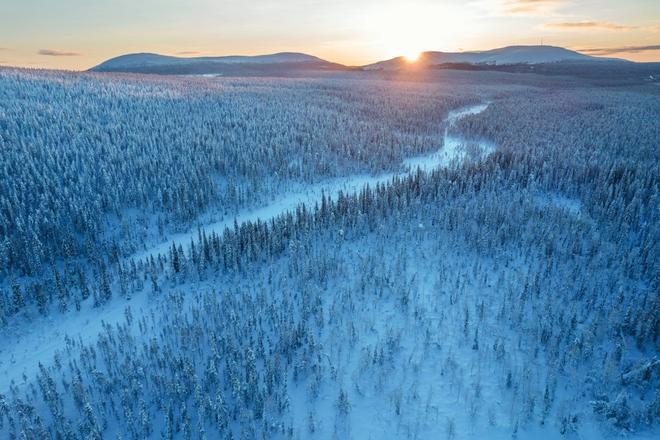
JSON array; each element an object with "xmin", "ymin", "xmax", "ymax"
[
  {"xmin": 90, "ymin": 52, "xmax": 348, "ymax": 75},
  {"xmin": 90, "ymin": 45, "xmax": 633, "ymax": 76},
  {"xmin": 363, "ymin": 45, "xmax": 623, "ymax": 70}
]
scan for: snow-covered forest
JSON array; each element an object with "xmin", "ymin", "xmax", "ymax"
[{"xmin": 0, "ymin": 67, "xmax": 657, "ymax": 439}]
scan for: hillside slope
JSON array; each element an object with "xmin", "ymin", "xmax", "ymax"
[
  {"xmin": 364, "ymin": 45, "xmax": 612, "ymax": 70},
  {"xmin": 91, "ymin": 52, "xmax": 348, "ymax": 75}
]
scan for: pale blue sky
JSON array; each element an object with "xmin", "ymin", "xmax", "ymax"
[{"xmin": 1, "ymin": 0, "xmax": 658, "ymax": 69}]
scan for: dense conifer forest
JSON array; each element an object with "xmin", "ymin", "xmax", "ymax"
[{"xmin": 0, "ymin": 67, "xmax": 657, "ymax": 439}]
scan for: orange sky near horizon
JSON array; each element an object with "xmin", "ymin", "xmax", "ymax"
[{"xmin": 1, "ymin": 0, "xmax": 658, "ymax": 70}]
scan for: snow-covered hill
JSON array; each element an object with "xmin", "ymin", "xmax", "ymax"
[
  {"xmin": 91, "ymin": 46, "xmax": 632, "ymax": 76},
  {"xmin": 91, "ymin": 52, "xmax": 347, "ymax": 74},
  {"xmin": 364, "ymin": 45, "xmax": 615, "ymax": 70}
]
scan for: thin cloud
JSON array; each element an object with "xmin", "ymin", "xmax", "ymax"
[
  {"xmin": 38, "ymin": 49, "xmax": 82, "ymax": 57},
  {"xmin": 505, "ymin": 0, "xmax": 564, "ymax": 14},
  {"xmin": 176, "ymin": 51, "xmax": 200, "ymax": 55},
  {"xmin": 546, "ymin": 21, "xmax": 637, "ymax": 31},
  {"xmin": 579, "ymin": 44, "xmax": 660, "ymax": 56}
]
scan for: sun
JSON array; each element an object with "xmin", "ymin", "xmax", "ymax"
[{"xmin": 404, "ymin": 51, "xmax": 421, "ymax": 62}]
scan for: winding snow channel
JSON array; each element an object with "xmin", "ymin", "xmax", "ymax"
[
  {"xmin": 0, "ymin": 103, "xmax": 494, "ymax": 393},
  {"xmin": 134, "ymin": 103, "xmax": 493, "ymax": 262}
]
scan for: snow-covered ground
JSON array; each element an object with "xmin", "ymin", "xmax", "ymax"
[
  {"xmin": 2, "ymin": 65, "xmax": 658, "ymax": 440},
  {"xmin": 1, "ymin": 82, "xmax": 657, "ymax": 439},
  {"xmin": 12, "ymin": 196, "xmax": 654, "ymax": 440}
]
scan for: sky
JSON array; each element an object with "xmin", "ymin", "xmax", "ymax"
[{"xmin": 1, "ymin": 0, "xmax": 658, "ymax": 69}]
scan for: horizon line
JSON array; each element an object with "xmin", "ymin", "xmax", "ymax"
[{"xmin": 3, "ymin": 43, "xmax": 658, "ymax": 71}]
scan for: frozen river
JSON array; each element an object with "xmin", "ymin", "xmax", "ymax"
[{"xmin": 133, "ymin": 103, "xmax": 494, "ymax": 262}]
